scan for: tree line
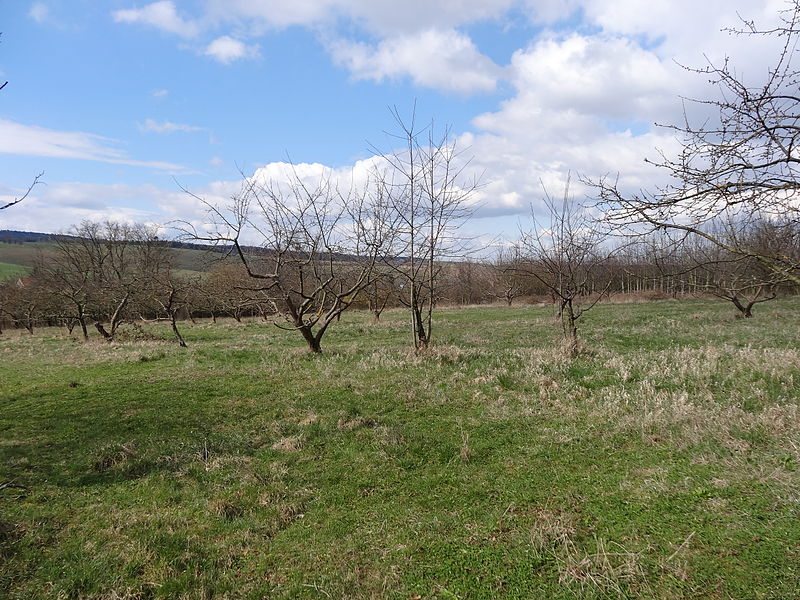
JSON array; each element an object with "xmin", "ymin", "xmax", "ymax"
[{"xmin": 0, "ymin": 209, "xmax": 796, "ymax": 355}]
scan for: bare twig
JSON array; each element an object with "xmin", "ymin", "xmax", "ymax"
[{"xmin": 1, "ymin": 172, "xmax": 44, "ymax": 211}]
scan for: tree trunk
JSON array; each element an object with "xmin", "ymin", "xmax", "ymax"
[
  {"xmin": 95, "ymin": 322, "xmax": 112, "ymax": 340},
  {"xmin": 412, "ymin": 301, "xmax": 428, "ymax": 350},
  {"xmin": 170, "ymin": 312, "xmax": 188, "ymax": 347},
  {"xmin": 108, "ymin": 293, "xmax": 130, "ymax": 339},
  {"xmin": 299, "ymin": 325, "xmax": 322, "ymax": 353},
  {"xmin": 79, "ymin": 317, "xmax": 89, "ymax": 340},
  {"xmin": 730, "ymin": 296, "xmax": 752, "ymax": 318},
  {"xmin": 563, "ymin": 299, "xmax": 579, "ymax": 358}
]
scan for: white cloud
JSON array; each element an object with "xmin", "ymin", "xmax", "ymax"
[
  {"xmin": 28, "ymin": 2, "xmax": 49, "ymax": 23},
  {"xmin": 209, "ymin": 156, "xmax": 224, "ymax": 168},
  {"xmin": 205, "ymin": 0, "xmax": 515, "ymax": 36},
  {"xmin": 138, "ymin": 118, "xmax": 204, "ymax": 134},
  {"xmin": 113, "ymin": 1, "xmax": 201, "ymax": 38},
  {"xmin": 204, "ymin": 36, "xmax": 259, "ymax": 64},
  {"xmin": 0, "ymin": 119, "xmax": 185, "ymax": 171},
  {"xmin": 500, "ymin": 34, "xmax": 679, "ymax": 122},
  {"xmin": 0, "ymin": 182, "xmax": 173, "ymax": 233},
  {"xmin": 112, "ymin": 1, "xmax": 792, "ymax": 96},
  {"xmin": 458, "ymin": 31, "xmax": 691, "ymax": 220},
  {"xmin": 329, "ymin": 29, "xmax": 502, "ymax": 93},
  {"xmin": 151, "ymin": 89, "xmax": 169, "ymax": 98}
]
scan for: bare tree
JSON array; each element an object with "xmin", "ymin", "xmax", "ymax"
[
  {"xmin": 35, "ymin": 231, "xmax": 101, "ymax": 339},
  {"xmin": 0, "ymin": 277, "xmax": 46, "ymax": 334},
  {"xmin": 375, "ymin": 108, "xmax": 479, "ymax": 349},
  {"xmin": 362, "ymin": 269, "xmax": 398, "ymax": 323},
  {"xmin": 141, "ymin": 270, "xmax": 192, "ymax": 347},
  {"xmin": 49, "ymin": 221, "xmax": 172, "ymax": 341},
  {"xmin": 516, "ymin": 179, "xmax": 609, "ymax": 357},
  {"xmin": 594, "ymin": 2, "xmax": 800, "ymax": 285},
  {"xmin": 203, "ymin": 263, "xmax": 262, "ymax": 322},
  {"xmin": 181, "ymin": 167, "xmax": 392, "ymax": 354},
  {"xmin": 492, "ymin": 246, "xmax": 528, "ymax": 306},
  {"xmin": 444, "ymin": 259, "xmax": 495, "ymax": 306},
  {"xmin": 680, "ymin": 219, "xmax": 790, "ymax": 316}
]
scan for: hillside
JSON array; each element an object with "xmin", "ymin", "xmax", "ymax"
[{"xmin": 0, "ymin": 230, "xmax": 224, "ymax": 280}]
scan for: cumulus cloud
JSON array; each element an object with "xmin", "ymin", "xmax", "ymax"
[
  {"xmin": 500, "ymin": 34, "xmax": 679, "ymax": 122},
  {"xmin": 460, "ymin": 31, "xmax": 691, "ymax": 220},
  {"xmin": 113, "ymin": 1, "xmax": 201, "ymax": 38},
  {"xmin": 329, "ymin": 29, "xmax": 502, "ymax": 93},
  {"xmin": 0, "ymin": 119, "xmax": 185, "ymax": 171},
  {"xmin": 204, "ymin": 36, "xmax": 259, "ymax": 64},
  {"xmin": 112, "ymin": 0, "xmax": 791, "ymax": 96},
  {"xmin": 138, "ymin": 118, "xmax": 205, "ymax": 134}
]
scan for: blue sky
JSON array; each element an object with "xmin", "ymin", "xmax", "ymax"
[{"xmin": 0, "ymin": 0, "xmax": 789, "ymax": 238}]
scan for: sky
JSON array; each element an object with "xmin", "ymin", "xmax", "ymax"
[{"xmin": 0, "ymin": 0, "xmax": 793, "ymax": 241}]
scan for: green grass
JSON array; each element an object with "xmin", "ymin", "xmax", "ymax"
[
  {"xmin": 1, "ymin": 299, "xmax": 799, "ymax": 599},
  {"xmin": 0, "ymin": 262, "xmax": 29, "ymax": 280}
]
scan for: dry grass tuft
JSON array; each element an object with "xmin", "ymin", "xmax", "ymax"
[
  {"xmin": 458, "ymin": 425, "xmax": 472, "ymax": 461},
  {"xmin": 556, "ymin": 537, "xmax": 648, "ymax": 597},
  {"xmin": 271, "ymin": 436, "xmax": 303, "ymax": 452},
  {"xmin": 210, "ymin": 498, "xmax": 246, "ymax": 520},
  {"xmin": 92, "ymin": 442, "xmax": 137, "ymax": 473},
  {"xmin": 528, "ymin": 507, "xmax": 578, "ymax": 550},
  {"xmin": 298, "ymin": 413, "xmax": 319, "ymax": 426},
  {"xmin": 337, "ymin": 416, "xmax": 378, "ymax": 431}
]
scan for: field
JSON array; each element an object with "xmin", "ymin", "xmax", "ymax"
[
  {"xmin": 1, "ymin": 299, "xmax": 799, "ymax": 599},
  {"xmin": 0, "ymin": 262, "xmax": 29, "ymax": 280},
  {"xmin": 0, "ymin": 240, "xmax": 215, "ymax": 281}
]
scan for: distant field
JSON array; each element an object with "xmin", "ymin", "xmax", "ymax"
[
  {"xmin": 1, "ymin": 299, "xmax": 799, "ymax": 599},
  {"xmin": 0, "ymin": 240, "xmax": 218, "ymax": 277},
  {"xmin": 0, "ymin": 261, "xmax": 29, "ymax": 280},
  {"xmin": 0, "ymin": 241, "xmax": 56, "ymax": 269}
]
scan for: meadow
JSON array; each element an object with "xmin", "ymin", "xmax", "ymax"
[{"xmin": 1, "ymin": 299, "xmax": 799, "ymax": 599}]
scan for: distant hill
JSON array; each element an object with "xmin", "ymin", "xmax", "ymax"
[
  {"xmin": 0, "ymin": 230, "xmax": 227, "ymax": 280},
  {"xmin": 0, "ymin": 229, "xmax": 396, "ymax": 282},
  {"xmin": 0, "ymin": 230, "xmax": 56, "ymax": 244}
]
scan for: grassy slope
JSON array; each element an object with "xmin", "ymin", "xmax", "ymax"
[
  {"xmin": 0, "ymin": 262, "xmax": 29, "ymax": 280},
  {"xmin": 1, "ymin": 300, "xmax": 799, "ymax": 599},
  {"xmin": 0, "ymin": 242, "xmax": 52, "ymax": 281},
  {"xmin": 0, "ymin": 241, "xmax": 57, "ymax": 268},
  {"xmin": 0, "ymin": 242, "xmax": 216, "ymax": 280}
]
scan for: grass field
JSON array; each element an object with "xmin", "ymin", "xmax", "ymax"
[
  {"xmin": 0, "ymin": 262, "xmax": 29, "ymax": 280},
  {"xmin": 1, "ymin": 299, "xmax": 799, "ymax": 599},
  {"xmin": 0, "ymin": 241, "xmax": 217, "ymax": 279}
]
